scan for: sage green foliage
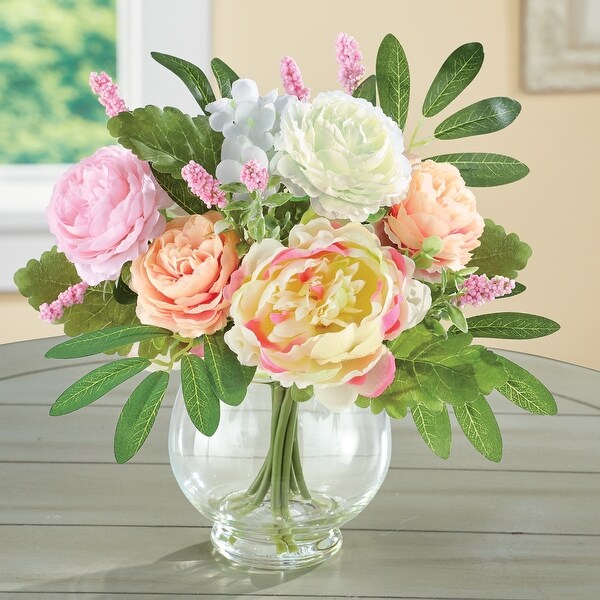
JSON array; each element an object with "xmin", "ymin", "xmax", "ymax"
[
  {"xmin": 422, "ymin": 42, "xmax": 484, "ymax": 117},
  {"xmin": 366, "ymin": 325, "xmax": 507, "ymax": 421},
  {"xmin": 151, "ymin": 169, "xmax": 208, "ymax": 215},
  {"xmin": 290, "ymin": 385, "xmax": 314, "ymax": 403},
  {"xmin": 151, "ymin": 52, "xmax": 216, "ymax": 111},
  {"xmin": 0, "ymin": 0, "xmax": 116, "ymax": 163},
  {"xmin": 180, "ymin": 355, "xmax": 220, "ymax": 436},
  {"xmin": 114, "ymin": 371, "xmax": 170, "ymax": 463},
  {"xmin": 49, "ymin": 358, "xmax": 150, "ymax": 416},
  {"xmin": 412, "ymin": 405, "xmax": 451, "ymax": 459},
  {"xmin": 425, "ymin": 153, "xmax": 529, "ymax": 187},
  {"xmin": 495, "ymin": 355, "xmax": 558, "ymax": 415},
  {"xmin": 453, "ymin": 395, "xmax": 502, "ymax": 462},
  {"xmin": 434, "ymin": 97, "xmax": 521, "ymax": 140},
  {"xmin": 107, "ymin": 106, "xmax": 223, "ymax": 177},
  {"xmin": 352, "ymin": 75, "xmax": 377, "ymax": 105},
  {"xmin": 14, "ymin": 247, "xmax": 139, "ymax": 339},
  {"xmin": 467, "ymin": 219, "xmax": 532, "ymax": 278},
  {"xmin": 203, "ymin": 332, "xmax": 256, "ymax": 406},
  {"xmin": 14, "ymin": 247, "xmax": 79, "ymax": 309},
  {"xmin": 449, "ymin": 312, "xmax": 560, "ymax": 340},
  {"xmin": 211, "ymin": 58, "xmax": 239, "ymax": 98},
  {"xmin": 496, "ymin": 281, "xmax": 526, "ymax": 299},
  {"xmin": 45, "ymin": 325, "xmax": 171, "ymax": 359},
  {"xmin": 376, "ymin": 34, "xmax": 410, "ymax": 129}
]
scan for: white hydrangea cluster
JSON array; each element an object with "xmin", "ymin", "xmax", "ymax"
[{"xmin": 205, "ymin": 79, "xmax": 291, "ymax": 185}]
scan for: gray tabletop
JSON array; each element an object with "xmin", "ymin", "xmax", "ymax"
[{"xmin": 0, "ymin": 337, "xmax": 599, "ymax": 600}]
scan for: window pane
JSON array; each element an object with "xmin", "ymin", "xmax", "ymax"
[{"xmin": 0, "ymin": 0, "xmax": 116, "ymax": 164}]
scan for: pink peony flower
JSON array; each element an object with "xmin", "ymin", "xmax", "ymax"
[
  {"xmin": 224, "ymin": 219, "xmax": 431, "ymax": 410},
  {"xmin": 46, "ymin": 146, "xmax": 171, "ymax": 286},
  {"xmin": 129, "ymin": 213, "xmax": 240, "ymax": 338},
  {"xmin": 383, "ymin": 160, "xmax": 484, "ymax": 276}
]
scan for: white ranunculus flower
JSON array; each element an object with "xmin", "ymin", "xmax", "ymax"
[{"xmin": 271, "ymin": 91, "xmax": 412, "ymax": 222}]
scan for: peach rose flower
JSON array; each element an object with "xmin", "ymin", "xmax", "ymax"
[
  {"xmin": 383, "ymin": 160, "xmax": 484, "ymax": 276},
  {"xmin": 224, "ymin": 219, "xmax": 431, "ymax": 410},
  {"xmin": 130, "ymin": 212, "xmax": 239, "ymax": 338}
]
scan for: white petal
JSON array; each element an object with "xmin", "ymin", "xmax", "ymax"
[
  {"xmin": 231, "ymin": 79, "xmax": 259, "ymax": 103},
  {"xmin": 209, "ymin": 110, "xmax": 233, "ymax": 132},
  {"xmin": 216, "ymin": 160, "xmax": 243, "ymax": 183},
  {"xmin": 240, "ymin": 145, "xmax": 268, "ymax": 166},
  {"xmin": 205, "ymin": 98, "xmax": 231, "ymax": 114},
  {"xmin": 313, "ymin": 384, "xmax": 358, "ymax": 412}
]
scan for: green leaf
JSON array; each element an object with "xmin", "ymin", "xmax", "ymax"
[
  {"xmin": 290, "ymin": 384, "xmax": 313, "ymax": 403},
  {"xmin": 447, "ymin": 304, "xmax": 468, "ymax": 333},
  {"xmin": 425, "ymin": 153, "xmax": 529, "ymax": 187},
  {"xmin": 45, "ymin": 325, "xmax": 171, "ymax": 359},
  {"xmin": 467, "ymin": 219, "xmax": 532, "ymax": 278},
  {"xmin": 203, "ymin": 332, "xmax": 256, "ymax": 406},
  {"xmin": 14, "ymin": 247, "xmax": 80, "ymax": 310},
  {"xmin": 152, "ymin": 169, "xmax": 208, "ymax": 215},
  {"xmin": 376, "ymin": 34, "xmax": 410, "ymax": 129},
  {"xmin": 423, "ymin": 42, "xmax": 484, "ymax": 117},
  {"xmin": 412, "ymin": 405, "xmax": 451, "ymax": 459},
  {"xmin": 352, "ymin": 74, "xmax": 377, "ymax": 105},
  {"xmin": 49, "ymin": 358, "xmax": 150, "ymax": 416},
  {"xmin": 495, "ymin": 355, "xmax": 558, "ymax": 415},
  {"xmin": 137, "ymin": 336, "xmax": 172, "ymax": 360},
  {"xmin": 61, "ymin": 283, "xmax": 139, "ymax": 339},
  {"xmin": 113, "ymin": 273, "xmax": 137, "ymax": 305},
  {"xmin": 180, "ymin": 354, "xmax": 220, "ymax": 436},
  {"xmin": 211, "ymin": 58, "xmax": 239, "ymax": 98},
  {"xmin": 114, "ymin": 371, "xmax": 169, "ymax": 463},
  {"xmin": 496, "ymin": 281, "xmax": 526, "ymax": 300},
  {"xmin": 449, "ymin": 312, "xmax": 560, "ymax": 340},
  {"xmin": 434, "ymin": 97, "xmax": 521, "ymax": 140},
  {"xmin": 108, "ymin": 106, "xmax": 223, "ymax": 177},
  {"xmin": 151, "ymin": 52, "xmax": 216, "ymax": 111},
  {"xmin": 386, "ymin": 324, "xmax": 507, "ymax": 409},
  {"xmin": 454, "ymin": 395, "xmax": 502, "ymax": 462}
]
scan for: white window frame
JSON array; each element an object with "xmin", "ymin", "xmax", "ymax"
[{"xmin": 0, "ymin": 0, "xmax": 213, "ymax": 291}]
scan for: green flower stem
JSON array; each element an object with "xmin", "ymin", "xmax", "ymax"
[
  {"xmin": 280, "ymin": 399, "xmax": 298, "ymax": 517},
  {"xmin": 292, "ymin": 434, "xmax": 311, "ymax": 501},
  {"xmin": 270, "ymin": 391, "xmax": 294, "ymax": 511}
]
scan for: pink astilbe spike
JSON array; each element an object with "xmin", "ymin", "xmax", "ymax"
[
  {"xmin": 39, "ymin": 282, "xmax": 90, "ymax": 324},
  {"xmin": 280, "ymin": 56, "xmax": 310, "ymax": 101},
  {"xmin": 89, "ymin": 71, "xmax": 128, "ymax": 117},
  {"xmin": 181, "ymin": 161, "xmax": 227, "ymax": 209},
  {"xmin": 454, "ymin": 274, "xmax": 516, "ymax": 308},
  {"xmin": 240, "ymin": 159, "xmax": 269, "ymax": 192},
  {"xmin": 335, "ymin": 32, "xmax": 366, "ymax": 94}
]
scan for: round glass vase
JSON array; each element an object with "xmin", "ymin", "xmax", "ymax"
[{"xmin": 169, "ymin": 378, "xmax": 391, "ymax": 570}]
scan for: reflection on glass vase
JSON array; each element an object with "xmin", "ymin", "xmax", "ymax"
[{"xmin": 169, "ymin": 378, "xmax": 391, "ymax": 570}]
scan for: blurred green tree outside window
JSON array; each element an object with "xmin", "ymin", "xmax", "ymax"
[{"xmin": 0, "ymin": 0, "xmax": 116, "ymax": 164}]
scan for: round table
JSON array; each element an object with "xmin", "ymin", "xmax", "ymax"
[{"xmin": 1, "ymin": 338, "xmax": 599, "ymax": 599}]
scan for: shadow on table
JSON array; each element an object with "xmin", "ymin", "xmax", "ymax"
[{"xmin": 16, "ymin": 540, "xmax": 323, "ymax": 597}]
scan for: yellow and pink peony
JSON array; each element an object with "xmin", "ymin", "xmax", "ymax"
[
  {"xmin": 130, "ymin": 212, "xmax": 240, "ymax": 338},
  {"xmin": 383, "ymin": 160, "xmax": 484, "ymax": 276},
  {"xmin": 224, "ymin": 219, "xmax": 431, "ymax": 410}
]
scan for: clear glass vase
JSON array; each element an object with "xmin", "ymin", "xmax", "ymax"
[{"xmin": 168, "ymin": 378, "xmax": 391, "ymax": 570}]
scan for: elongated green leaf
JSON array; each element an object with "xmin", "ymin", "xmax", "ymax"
[
  {"xmin": 447, "ymin": 304, "xmax": 468, "ymax": 333},
  {"xmin": 412, "ymin": 405, "xmax": 451, "ymax": 459},
  {"xmin": 151, "ymin": 52, "xmax": 215, "ymax": 111},
  {"xmin": 376, "ymin": 34, "xmax": 410, "ymax": 129},
  {"xmin": 152, "ymin": 169, "xmax": 207, "ymax": 215},
  {"xmin": 46, "ymin": 325, "xmax": 170, "ymax": 359},
  {"xmin": 50, "ymin": 358, "xmax": 150, "ymax": 416},
  {"xmin": 496, "ymin": 281, "xmax": 526, "ymax": 300},
  {"xmin": 353, "ymin": 74, "xmax": 377, "ymax": 105},
  {"xmin": 211, "ymin": 58, "xmax": 239, "ymax": 98},
  {"xmin": 495, "ymin": 355, "xmax": 558, "ymax": 415},
  {"xmin": 203, "ymin": 332, "xmax": 256, "ymax": 406},
  {"xmin": 423, "ymin": 42, "xmax": 484, "ymax": 117},
  {"xmin": 454, "ymin": 395, "xmax": 502, "ymax": 462},
  {"xmin": 467, "ymin": 219, "xmax": 532, "ymax": 278},
  {"xmin": 425, "ymin": 153, "xmax": 529, "ymax": 187},
  {"xmin": 114, "ymin": 371, "xmax": 170, "ymax": 463},
  {"xmin": 180, "ymin": 355, "xmax": 220, "ymax": 436},
  {"xmin": 450, "ymin": 312, "xmax": 560, "ymax": 340},
  {"xmin": 108, "ymin": 106, "xmax": 223, "ymax": 177},
  {"xmin": 434, "ymin": 97, "xmax": 521, "ymax": 140}
]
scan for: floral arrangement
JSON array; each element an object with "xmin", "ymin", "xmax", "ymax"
[{"xmin": 15, "ymin": 33, "xmax": 560, "ymax": 477}]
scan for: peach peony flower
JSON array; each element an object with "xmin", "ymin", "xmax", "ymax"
[
  {"xmin": 130, "ymin": 213, "xmax": 240, "ymax": 338},
  {"xmin": 224, "ymin": 219, "xmax": 431, "ymax": 410},
  {"xmin": 46, "ymin": 146, "xmax": 171, "ymax": 286},
  {"xmin": 383, "ymin": 160, "xmax": 484, "ymax": 276}
]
